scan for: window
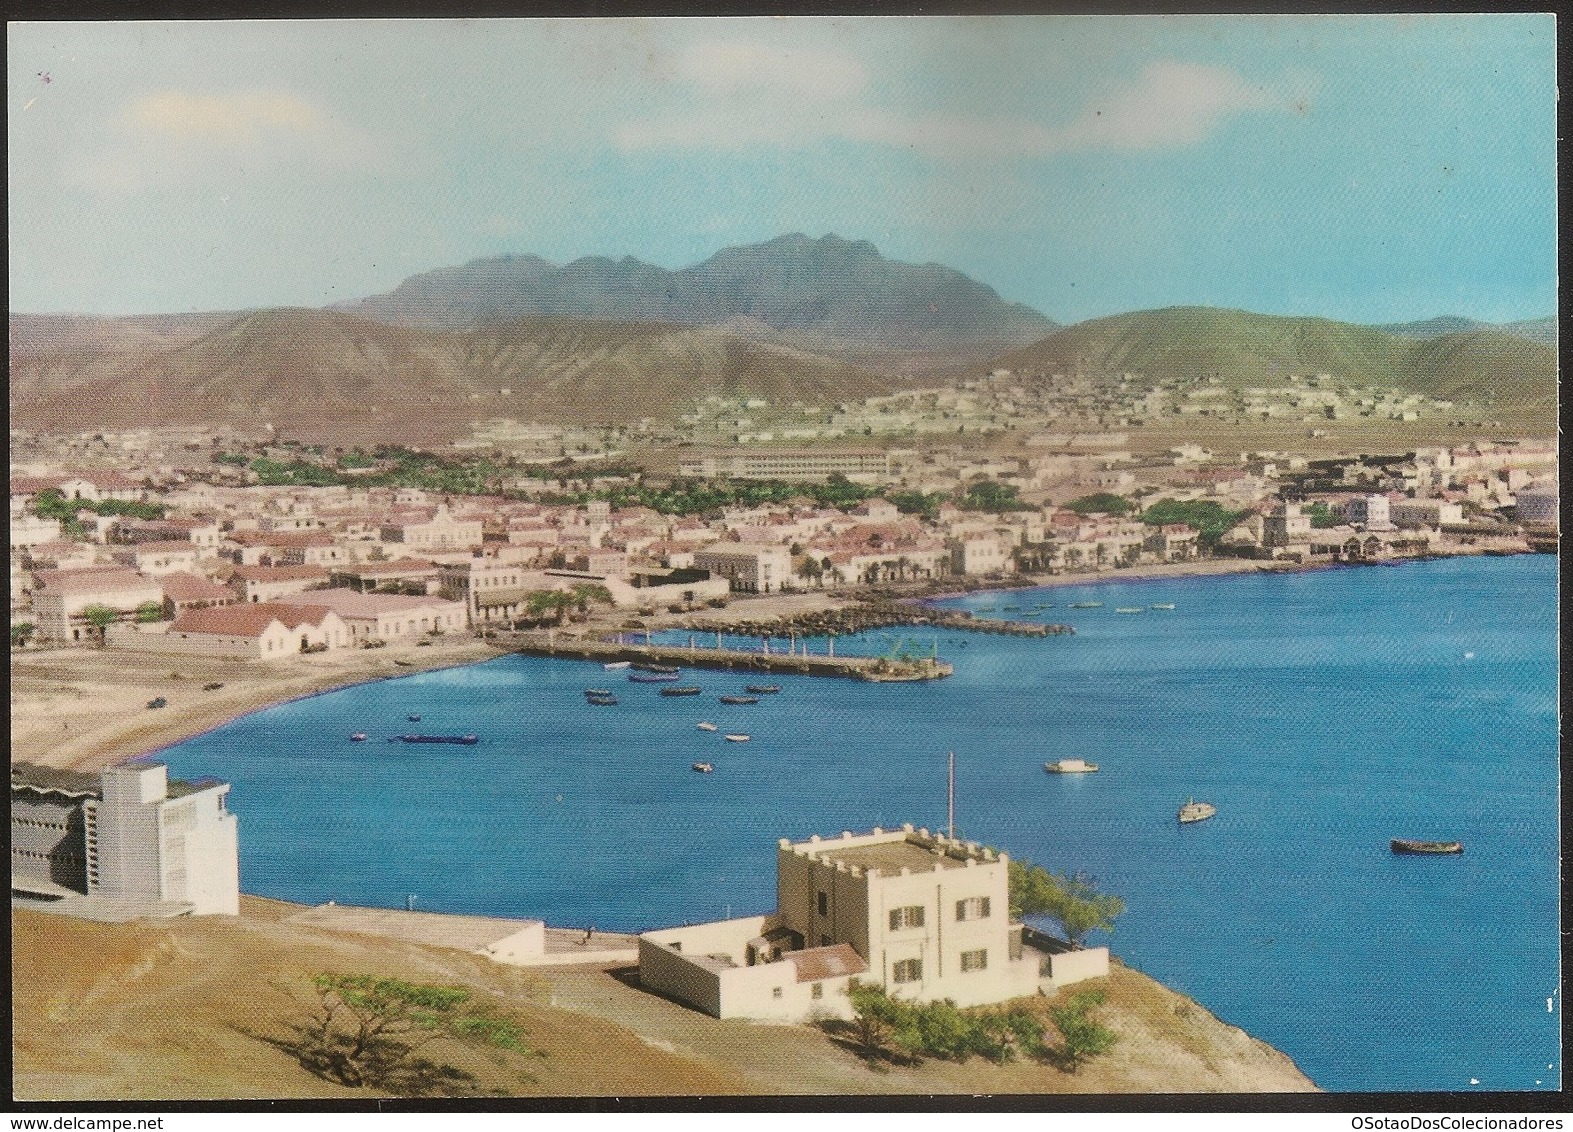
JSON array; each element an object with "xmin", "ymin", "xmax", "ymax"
[
  {"xmin": 772, "ymin": 987, "xmax": 783, "ymax": 999},
  {"xmin": 892, "ymin": 959, "xmax": 922, "ymax": 984},
  {"xmin": 811, "ymin": 983, "xmax": 824, "ymax": 1000},
  {"xmin": 889, "ymin": 905, "xmax": 925, "ymax": 931},
  {"xmin": 960, "ymin": 949, "xmax": 988, "ymax": 973},
  {"xmin": 956, "ymin": 896, "xmax": 992, "ymax": 922},
  {"xmin": 820, "ymin": 935, "xmax": 832, "ymax": 949},
  {"xmin": 817, "ymin": 890, "xmax": 829, "ymax": 916}
]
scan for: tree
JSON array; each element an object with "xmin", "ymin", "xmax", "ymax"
[
  {"xmin": 1049, "ymin": 988, "xmax": 1117, "ymax": 1071},
  {"xmin": 1064, "ymin": 493, "xmax": 1135, "ymax": 516},
  {"xmin": 1009, "ymin": 860, "xmax": 1124, "ymax": 947},
  {"xmin": 80, "ymin": 604, "xmax": 118, "ymax": 646},
  {"xmin": 796, "ymin": 556, "xmax": 824, "ymax": 587},
  {"xmin": 134, "ymin": 601, "xmax": 165, "ymax": 624},
  {"xmin": 283, "ymin": 973, "xmax": 539, "ymax": 1095},
  {"xmin": 11, "ymin": 622, "xmax": 35, "ymax": 648},
  {"xmin": 568, "ymin": 583, "xmax": 612, "ymax": 616},
  {"xmin": 525, "ymin": 589, "xmax": 574, "ymax": 625}
]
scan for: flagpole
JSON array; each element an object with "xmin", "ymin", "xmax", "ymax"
[{"xmin": 947, "ymin": 750, "xmax": 955, "ymax": 839}]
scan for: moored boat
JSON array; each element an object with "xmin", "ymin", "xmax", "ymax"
[
  {"xmin": 719, "ymin": 695, "xmax": 759, "ymax": 705},
  {"xmin": 1391, "ymin": 838, "xmax": 1463, "ymax": 855},
  {"xmin": 586, "ymin": 694, "xmax": 618, "ymax": 706},
  {"xmin": 744, "ymin": 684, "xmax": 781, "ymax": 694},
  {"xmin": 395, "ymin": 734, "xmax": 480, "ymax": 745},
  {"xmin": 603, "ymin": 661, "xmax": 631, "ymax": 670},
  {"xmin": 1178, "ymin": 798, "xmax": 1216, "ymax": 824},
  {"xmin": 1044, "ymin": 758, "xmax": 1099, "ymax": 774},
  {"xmin": 1149, "ymin": 603, "xmax": 1175, "ymax": 610},
  {"xmin": 632, "ymin": 662, "xmax": 679, "ymax": 673},
  {"xmin": 1114, "ymin": 607, "xmax": 1144, "ymax": 614},
  {"xmin": 692, "ymin": 762, "xmax": 715, "ymax": 773},
  {"xmin": 407, "ymin": 713, "xmax": 422, "ymax": 722},
  {"xmin": 696, "ymin": 721, "xmax": 718, "ymax": 731},
  {"xmin": 629, "ymin": 671, "xmax": 682, "ymax": 682},
  {"xmin": 349, "ymin": 732, "xmax": 368, "ymax": 742},
  {"xmin": 584, "ymin": 688, "xmax": 613, "ymax": 697},
  {"xmin": 1070, "ymin": 601, "xmax": 1103, "ymax": 609},
  {"xmin": 660, "ymin": 686, "xmax": 703, "ymax": 697},
  {"xmin": 724, "ymin": 734, "xmax": 750, "ymax": 742}
]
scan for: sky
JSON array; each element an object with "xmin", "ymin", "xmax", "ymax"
[{"xmin": 7, "ymin": 15, "xmax": 1558, "ymax": 325}]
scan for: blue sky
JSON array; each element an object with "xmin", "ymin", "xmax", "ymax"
[{"xmin": 7, "ymin": 15, "xmax": 1557, "ymax": 325}]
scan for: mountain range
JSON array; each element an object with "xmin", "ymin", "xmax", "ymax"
[{"xmin": 8, "ymin": 234, "xmax": 1557, "ymax": 443}]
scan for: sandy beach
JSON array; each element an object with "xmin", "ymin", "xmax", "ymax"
[
  {"xmin": 10, "ymin": 637, "xmax": 500, "ymax": 774},
  {"xmin": 3, "ymin": 552, "xmax": 1453, "ymax": 776}
]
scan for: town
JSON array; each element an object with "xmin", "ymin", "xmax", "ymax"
[{"xmin": 9, "ymin": 425, "xmax": 1556, "ymax": 657}]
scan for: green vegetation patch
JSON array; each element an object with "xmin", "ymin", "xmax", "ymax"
[
  {"xmin": 1063, "ymin": 492, "xmax": 1135, "ymax": 516},
  {"xmin": 1137, "ymin": 498, "xmax": 1248, "ymax": 548}
]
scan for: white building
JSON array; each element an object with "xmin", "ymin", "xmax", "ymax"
[
  {"xmin": 1341, "ymin": 494, "xmax": 1394, "ymax": 531},
  {"xmin": 638, "ymin": 826, "xmax": 1108, "ymax": 1023},
  {"xmin": 12, "ymin": 760, "xmax": 239, "ymax": 917},
  {"xmin": 693, "ymin": 545, "xmax": 793, "ymax": 594}
]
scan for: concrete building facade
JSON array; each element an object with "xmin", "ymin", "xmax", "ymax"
[{"xmin": 12, "ymin": 760, "xmax": 239, "ymax": 917}]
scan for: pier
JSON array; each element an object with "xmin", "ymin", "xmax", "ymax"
[{"xmin": 504, "ymin": 632, "xmax": 953, "ymax": 682}]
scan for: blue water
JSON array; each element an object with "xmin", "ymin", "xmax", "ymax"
[{"xmin": 158, "ymin": 555, "xmax": 1560, "ymax": 1092}]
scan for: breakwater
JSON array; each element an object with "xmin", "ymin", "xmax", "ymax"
[
  {"xmin": 678, "ymin": 599, "xmax": 1073, "ymax": 640},
  {"xmin": 505, "ymin": 631, "xmax": 953, "ymax": 682}
]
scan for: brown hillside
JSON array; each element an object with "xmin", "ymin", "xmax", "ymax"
[
  {"xmin": 9, "ymin": 310, "xmax": 898, "ymax": 444},
  {"xmin": 13, "ymin": 899, "xmax": 1317, "ymax": 1099}
]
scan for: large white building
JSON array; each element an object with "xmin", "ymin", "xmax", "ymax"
[
  {"xmin": 12, "ymin": 760, "xmax": 239, "ymax": 917},
  {"xmin": 638, "ymin": 826, "xmax": 1108, "ymax": 1023},
  {"xmin": 679, "ymin": 450, "xmax": 892, "ymax": 483},
  {"xmin": 693, "ymin": 544, "xmax": 792, "ymax": 594}
]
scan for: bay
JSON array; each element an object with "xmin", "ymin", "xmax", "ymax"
[{"xmin": 159, "ymin": 554, "xmax": 1560, "ymax": 1092}]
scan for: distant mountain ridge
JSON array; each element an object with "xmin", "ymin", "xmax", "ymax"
[
  {"xmin": 1374, "ymin": 315, "xmax": 1556, "ymax": 346},
  {"xmin": 332, "ymin": 233, "xmax": 1059, "ymax": 367}
]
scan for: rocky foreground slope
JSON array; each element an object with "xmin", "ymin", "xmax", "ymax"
[{"xmin": 13, "ymin": 898, "xmax": 1315, "ymax": 1099}]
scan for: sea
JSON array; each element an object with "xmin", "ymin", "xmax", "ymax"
[{"xmin": 157, "ymin": 554, "xmax": 1560, "ymax": 1093}]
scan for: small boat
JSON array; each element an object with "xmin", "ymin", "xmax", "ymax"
[
  {"xmin": 586, "ymin": 694, "xmax": 618, "ymax": 706},
  {"xmin": 692, "ymin": 762, "xmax": 715, "ymax": 773},
  {"xmin": 395, "ymin": 734, "xmax": 480, "ymax": 745},
  {"xmin": 1045, "ymin": 758, "xmax": 1099, "ymax": 774},
  {"xmin": 632, "ymin": 662, "xmax": 679, "ymax": 673},
  {"xmin": 393, "ymin": 659, "xmax": 413, "ymax": 667},
  {"xmin": 660, "ymin": 686, "xmax": 703, "ymax": 697},
  {"xmin": 719, "ymin": 695, "xmax": 759, "ymax": 705},
  {"xmin": 723, "ymin": 734, "xmax": 750, "ymax": 743},
  {"xmin": 202, "ymin": 681, "xmax": 225, "ymax": 691},
  {"xmin": 1070, "ymin": 601, "xmax": 1104, "ymax": 609},
  {"xmin": 584, "ymin": 688, "xmax": 613, "ymax": 697},
  {"xmin": 1114, "ymin": 607, "xmax": 1143, "ymax": 614},
  {"xmin": 744, "ymin": 684, "xmax": 782, "ymax": 694},
  {"xmin": 407, "ymin": 713, "xmax": 422, "ymax": 721},
  {"xmin": 1149, "ymin": 603, "xmax": 1175, "ymax": 610},
  {"xmin": 349, "ymin": 732, "xmax": 368, "ymax": 742},
  {"xmin": 603, "ymin": 661, "xmax": 631, "ymax": 670},
  {"xmin": 697, "ymin": 722, "xmax": 718, "ymax": 731},
  {"xmin": 146, "ymin": 697, "xmax": 167, "ymax": 710},
  {"xmin": 1391, "ymin": 838, "xmax": 1464, "ymax": 855},
  {"xmin": 1178, "ymin": 798, "xmax": 1217, "ymax": 824},
  {"xmin": 629, "ymin": 672, "xmax": 682, "ymax": 683}
]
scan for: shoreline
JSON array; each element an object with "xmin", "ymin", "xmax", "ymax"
[{"xmin": 9, "ymin": 550, "xmax": 1535, "ymax": 776}]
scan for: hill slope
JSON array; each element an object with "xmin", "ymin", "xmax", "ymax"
[
  {"xmin": 335, "ymin": 233, "xmax": 1058, "ymax": 365},
  {"xmin": 988, "ymin": 306, "xmax": 1557, "ymax": 415},
  {"xmin": 13, "ymin": 900, "xmax": 1317, "ymax": 1099},
  {"xmin": 9, "ymin": 308, "xmax": 898, "ymax": 443},
  {"xmin": 1376, "ymin": 314, "xmax": 1557, "ymax": 346}
]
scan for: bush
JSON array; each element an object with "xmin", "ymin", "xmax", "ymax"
[
  {"xmin": 846, "ymin": 984, "xmax": 1045, "ymax": 1064},
  {"xmin": 1049, "ymin": 988, "xmax": 1117, "ymax": 1071}
]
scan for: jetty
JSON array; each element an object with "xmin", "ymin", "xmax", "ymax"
[
  {"xmin": 679, "ymin": 599, "xmax": 1073, "ymax": 641},
  {"xmin": 506, "ymin": 632, "xmax": 953, "ymax": 682}
]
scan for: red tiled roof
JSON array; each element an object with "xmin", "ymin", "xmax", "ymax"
[
  {"xmin": 128, "ymin": 540, "xmax": 201, "ymax": 555},
  {"xmin": 230, "ymin": 564, "xmax": 330, "ymax": 582},
  {"xmin": 159, "ymin": 572, "xmax": 235, "ymax": 603},
  {"xmin": 783, "ymin": 944, "xmax": 868, "ymax": 984},
  {"xmin": 168, "ymin": 602, "xmax": 333, "ymax": 637},
  {"xmin": 34, "ymin": 567, "xmax": 156, "ymax": 596},
  {"xmin": 338, "ymin": 557, "xmax": 438, "ymax": 577}
]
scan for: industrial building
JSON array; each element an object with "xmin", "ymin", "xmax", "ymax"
[{"xmin": 11, "ymin": 760, "xmax": 240, "ymax": 919}]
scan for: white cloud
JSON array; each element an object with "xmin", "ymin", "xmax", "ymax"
[
  {"xmin": 617, "ymin": 57, "xmax": 1311, "ymax": 161},
  {"xmin": 676, "ymin": 40, "xmax": 867, "ymax": 99},
  {"xmin": 68, "ymin": 88, "xmax": 391, "ymax": 195},
  {"xmin": 128, "ymin": 90, "xmax": 324, "ymax": 139}
]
